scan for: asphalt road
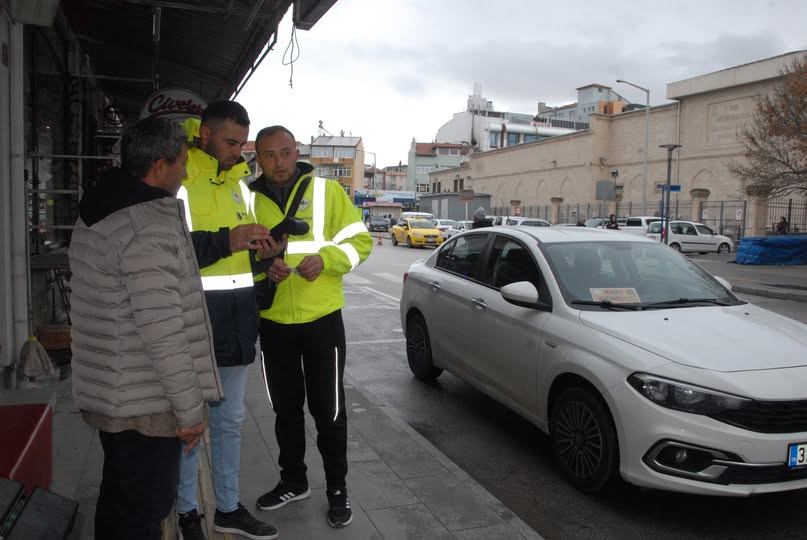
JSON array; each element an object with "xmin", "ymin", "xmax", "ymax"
[{"xmin": 342, "ymin": 238, "xmax": 807, "ymax": 540}]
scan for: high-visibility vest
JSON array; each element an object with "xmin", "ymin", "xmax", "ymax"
[
  {"xmin": 177, "ymin": 147, "xmax": 254, "ymax": 291},
  {"xmin": 250, "ymin": 169, "xmax": 373, "ymax": 324}
]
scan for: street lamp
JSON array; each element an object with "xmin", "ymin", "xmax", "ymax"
[
  {"xmin": 616, "ymin": 79, "xmax": 650, "ymax": 213},
  {"xmin": 659, "ymin": 144, "xmax": 682, "ymax": 245},
  {"xmin": 360, "ymin": 148, "xmax": 377, "ymax": 189}
]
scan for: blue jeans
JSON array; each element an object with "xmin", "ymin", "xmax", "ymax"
[{"xmin": 177, "ymin": 365, "xmax": 248, "ymax": 514}]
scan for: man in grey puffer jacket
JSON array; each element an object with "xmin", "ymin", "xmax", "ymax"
[{"xmin": 69, "ymin": 117, "xmax": 222, "ymax": 540}]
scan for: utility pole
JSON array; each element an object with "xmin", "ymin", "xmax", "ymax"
[{"xmin": 659, "ymin": 144, "xmax": 682, "ymax": 245}]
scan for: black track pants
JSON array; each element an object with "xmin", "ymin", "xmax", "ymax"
[{"xmin": 260, "ymin": 310, "xmax": 347, "ymax": 490}]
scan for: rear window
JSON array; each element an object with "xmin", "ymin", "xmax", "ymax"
[{"xmin": 647, "ymin": 222, "xmax": 662, "ymax": 233}]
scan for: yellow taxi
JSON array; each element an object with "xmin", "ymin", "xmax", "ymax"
[{"xmin": 390, "ymin": 218, "xmax": 444, "ymax": 248}]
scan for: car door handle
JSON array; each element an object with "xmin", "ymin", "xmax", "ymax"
[
  {"xmin": 429, "ymin": 280, "xmax": 441, "ymax": 291},
  {"xmin": 471, "ymin": 297, "xmax": 487, "ymax": 310},
  {"xmin": 545, "ymin": 340, "xmax": 558, "ymax": 348}
]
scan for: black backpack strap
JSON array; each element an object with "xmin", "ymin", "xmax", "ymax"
[{"xmin": 286, "ymin": 176, "xmax": 312, "ymax": 218}]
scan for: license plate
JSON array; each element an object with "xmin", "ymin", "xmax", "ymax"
[
  {"xmin": 788, "ymin": 442, "xmax": 807, "ymax": 468},
  {"xmin": 426, "ymin": 239, "xmax": 436, "ymax": 243}
]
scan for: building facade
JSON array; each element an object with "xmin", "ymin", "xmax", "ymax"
[
  {"xmin": 310, "ymin": 135, "xmax": 364, "ymax": 197},
  {"xmin": 462, "ymin": 51, "xmax": 806, "ymax": 233},
  {"xmin": 406, "ymin": 140, "xmax": 469, "ymax": 192},
  {"xmin": 536, "ymin": 84, "xmax": 633, "ymax": 124},
  {"xmin": 434, "ymin": 84, "xmax": 578, "ymax": 156}
]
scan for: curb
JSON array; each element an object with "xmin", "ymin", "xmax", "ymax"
[
  {"xmin": 344, "ymin": 373, "xmax": 545, "ymax": 540},
  {"xmin": 731, "ymin": 283, "xmax": 807, "ymax": 303}
]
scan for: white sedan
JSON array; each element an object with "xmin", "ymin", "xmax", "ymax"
[{"xmin": 400, "ymin": 226, "xmax": 807, "ymax": 495}]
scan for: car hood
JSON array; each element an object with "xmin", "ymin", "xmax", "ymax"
[{"xmin": 578, "ymin": 304, "xmax": 807, "ymax": 372}]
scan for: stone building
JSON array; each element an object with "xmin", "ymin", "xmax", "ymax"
[{"xmin": 440, "ymin": 51, "xmax": 807, "ymax": 235}]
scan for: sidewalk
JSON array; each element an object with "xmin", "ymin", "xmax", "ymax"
[
  {"xmin": 693, "ymin": 256, "xmax": 807, "ymax": 303},
  {"xmin": 35, "ymin": 362, "xmax": 541, "ymax": 539}
]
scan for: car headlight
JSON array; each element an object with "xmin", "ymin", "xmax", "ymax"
[
  {"xmin": 413, "ymin": 231, "xmax": 423, "ymax": 237},
  {"xmin": 627, "ymin": 373, "xmax": 750, "ymax": 415}
]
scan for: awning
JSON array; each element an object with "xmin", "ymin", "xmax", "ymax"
[{"xmin": 60, "ymin": 0, "xmax": 338, "ymax": 122}]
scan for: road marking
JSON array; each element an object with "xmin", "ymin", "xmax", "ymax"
[
  {"xmin": 347, "ymin": 338, "xmax": 406, "ymax": 345},
  {"xmin": 358, "ymin": 286, "xmax": 400, "ymax": 303},
  {"xmin": 376, "ymin": 272, "xmax": 403, "ymax": 283},
  {"xmin": 343, "ymin": 303, "xmax": 397, "ymax": 310},
  {"xmin": 343, "ymin": 273, "xmax": 373, "ymax": 285}
]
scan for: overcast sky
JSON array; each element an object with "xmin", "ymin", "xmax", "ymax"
[{"xmin": 238, "ymin": 0, "xmax": 807, "ymax": 169}]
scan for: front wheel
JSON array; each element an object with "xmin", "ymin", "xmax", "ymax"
[
  {"xmin": 550, "ymin": 387, "xmax": 618, "ymax": 493},
  {"xmin": 406, "ymin": 236, "xmax": 414, "ymax": 248},
  {"xmin": 717, "ymin": 243, "xmax": 730, "ymax": 254},
  {"xmin": 669, "ymin": 242, "xmax": 681, "ymax": 251},
  {"xmin": 391, "ymin": 234, "xmax": 398, "ymax": 246},
  {"xmin": 405, "ymin": 314, "xmax": 442, "ymax": 381}
]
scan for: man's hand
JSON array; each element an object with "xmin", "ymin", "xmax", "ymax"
[
  {"xmin": 297, "ymin": 255, "xmax": 324, "ymax": 281},
  {"xmin": 254, "ymin": 235, "xmax": 287, "ymax": 261},
  {"xmin": 267, "ymin": 258, "xmax": 293, "ymax": 283},
  {"xmin": 176, "ymin": 421, "xmax": 207, "ymax": 453},
  {"xmin": 229, "ymin": 224, "xmax": 271, "ymax": 253}
]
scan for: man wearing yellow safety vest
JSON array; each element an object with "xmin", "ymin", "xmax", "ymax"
[
  {"xmin": 249, "ymin": 126, "xmax": 372, "ymax": 529},
  {"xmin": 175, "ymin": 101, "xmax": 280, "ymax": 540}
]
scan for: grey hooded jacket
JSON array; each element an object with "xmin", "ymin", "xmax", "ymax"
[{"xmin": 69, "ymin": 168, "xmax": 222, "ymax": 435}]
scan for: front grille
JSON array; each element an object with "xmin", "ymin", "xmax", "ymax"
[
  {"xmin": 722, "ymin": 463, "xmax": 807, "ymax": 485},
  {"xmin": 711, "ymin": 399, "xmax": 807, "ymax": 433}
]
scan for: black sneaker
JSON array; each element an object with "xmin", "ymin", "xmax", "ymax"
[
  {"xmin": 178, "ymin": 509, "xmax": 206, "ymax": 540},
  {"xmin": 326, "ymin": 488, "xmax": 353, "ymax": 528},
  {"xmin": 213, "ymin": 503, "xmax": 278, "ymax": 540},
  {"xmin": 256, "ymin": 481, "xmax": 311, "ymax": 511}
]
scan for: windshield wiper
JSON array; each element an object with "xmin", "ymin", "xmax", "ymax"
[
  {"xmin": 643, "ymin": 297, "xmax": 731, "ymax": 309},
  {"xmin": 571, "ymin": 300, "xmax": 642, "ymax": 311}
]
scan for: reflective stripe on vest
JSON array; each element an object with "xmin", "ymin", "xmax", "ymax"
[
  {"xmin": 176, "ymin": 185, "xmax": 193, "ymax": 231},
  {"xmin": 283, "ymin": 177, "xmax": 361, "ymax": 270},
  {"xmin": 200, "ymin": 272, "xmax": 253, "ymax": 291},
  {"xmin": 239, "ymin": 180, "xmax": 254, "ymax": 219},
  {"xmin": 312, "ymin": 177, "xmax": 326, "ymax": 242}
]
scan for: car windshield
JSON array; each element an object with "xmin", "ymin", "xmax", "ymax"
[
  {"xmin": 409, "ymin": 219, "xmax": 435, "ymax": 228},
  {"xmin": 541, "ymin": 241, "xmax": 744, "ymax": 309},
  {"xmin": 370, "ymin": 216, "xmax": 386, "ymax": 223},
  {"xmin": 584, "ymin": 218, "xmax": 603, "ymax": 228},
  {"xmin": 438, "ymin": 220, "xmax": 456, "ymax": 227}
]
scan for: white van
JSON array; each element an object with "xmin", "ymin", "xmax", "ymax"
[{"xmin": 618, "ymin": 216, "xmax": 661, "ymax": 235}]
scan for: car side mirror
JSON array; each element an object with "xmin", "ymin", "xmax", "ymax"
[{"xmin": 500, "ymin": 281, "xmax": 551, "ymax": 311}]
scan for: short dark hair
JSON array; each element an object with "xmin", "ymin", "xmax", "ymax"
[
  {"xmin": 255, "ymin": 125, "xmax": 296, "ymax": 146},
  {"xmin": 121, "ymin": 117, "xmax": 186, "ymax": 179},
  {"xmin": 201, "ymin": 100, "xmax": 250, "ymax": 127}
]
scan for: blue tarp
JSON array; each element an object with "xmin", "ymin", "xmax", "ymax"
[{"xmin": 735, "ymin": 235, "xmax": 807, "ymax": 265}]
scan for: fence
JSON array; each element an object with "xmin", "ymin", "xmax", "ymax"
[
  {"xmin": 492, "ymin": 197, "xmax": 807, "ymax": 240},
  {"xmin": 701, "ymin": 200, "xmax": 747, "ymax": 240},
  {"xmin": 767, "ymin": 198, "xmax": 807, "ymax": 234}
]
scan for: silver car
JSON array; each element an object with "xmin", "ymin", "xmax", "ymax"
[{"xmin": 400, "ymin": 226, "xmax": 807, "ymax": 495}]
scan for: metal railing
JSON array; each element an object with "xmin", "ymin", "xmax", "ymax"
[{"xmin": 767, "ymin": 198, "xmax": 807, "ymax": 234}]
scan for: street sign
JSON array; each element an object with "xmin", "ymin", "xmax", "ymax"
[
  {"xmin": 663, "ymin": 184, "xmax": 681, "ymax": 192},
  {"xmin": 459, "ymin": 189, "xmax": 474, "ymax": 202}
]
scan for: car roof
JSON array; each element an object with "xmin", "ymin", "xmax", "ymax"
[{"xmin": 469, "ymin": 225, "xmax": 658, "ymax": 245}]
